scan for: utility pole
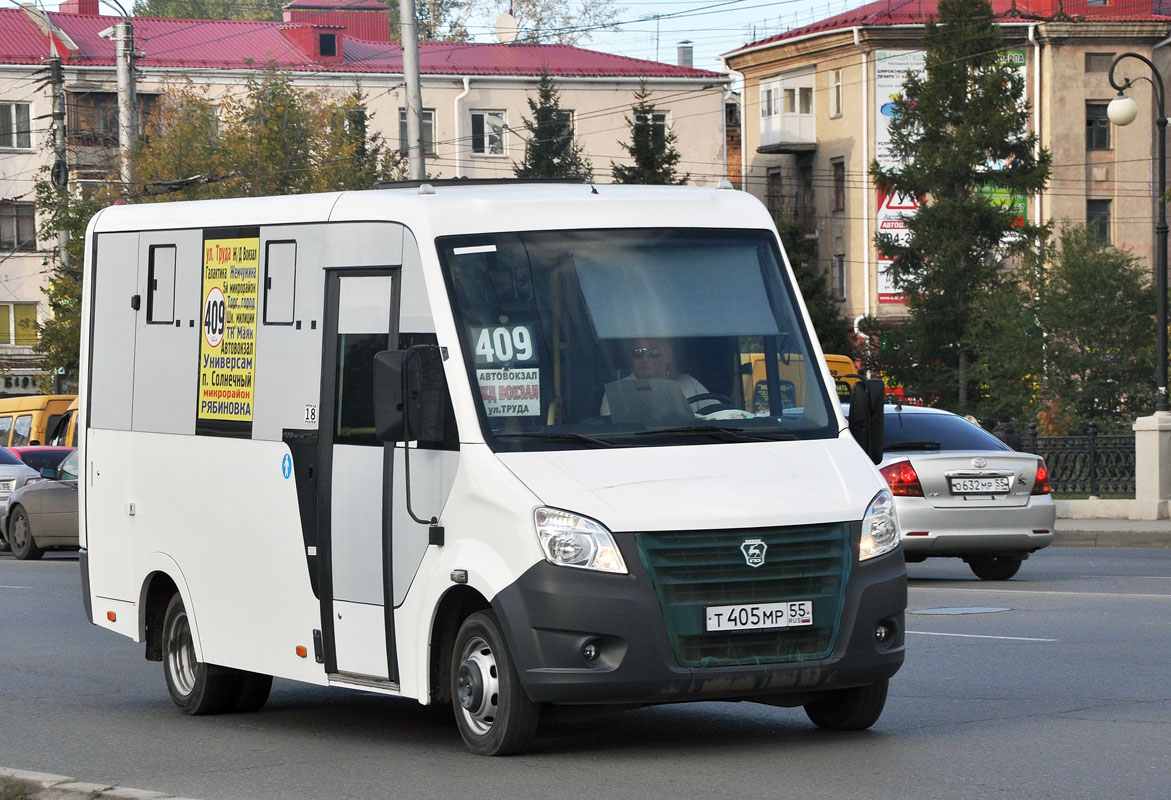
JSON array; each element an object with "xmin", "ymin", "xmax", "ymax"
[
  {"xmin": 48, "ymin": 54, "xmax": 69, "ymax": 271},
  {"xmin": 400, "ymin": 0, "xmax": 425, "ymax": 179},
  {"xmin": 115, "ymin": 16, "xmax": 138, "ymax": 193}
]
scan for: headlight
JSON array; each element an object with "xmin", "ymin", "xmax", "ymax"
[
  {"xmin": 859, "ymin": 489, "xmax": 900, "ymax": 562},
  {"xmin": 534, "ymin": 507, "xmax": 627, "ymax": 574}
]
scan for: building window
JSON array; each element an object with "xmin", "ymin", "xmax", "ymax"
[
  {"xmin": 799, "ymin": 87, "xmax": 813, "ymax": 115},
  {"xmin": 0, "ymin": 303, "xmax": 38, "ymax": 346},
  {"xmin": 1086, "ymin": 103, "xmax": 1110, "ymax": 150},
  {"xmin": 831, "ymin": 254, "xmax": 846, "ymax": 302},
  {"xmin": 830, "ymin": 69, "xmax": 843, "ymax": 118},
  {"xmin": 1087, "ymin": 199, "xmax": 1111, "ymax": 244},
  {"xmin": 1086, "ymin": 0, "xmax": 1108, "ymax": 5},
  {"xmin": 832, "ymin": 159, "xmax": 845, "ymax": 211},
  {"xmin": 0, "ymin": 102, "xmax": 32, "ymax": 149},
  {"xmin": 67, "ymin": 92, "xmax": 156, "ymax": 143},
  {"xmin": 319, "ymin": 33, "xmax": 337, "ymax": 57},
  {"xmin": 760, "ymin": 86, "xmax": 776, "ymax": 117},
  {"xmin": 635, "ymin": 111, "xmax": 668, "ymax": 148},
  {"xmin": 471, "ymin": 110, "xmax": 506, "ymax": 155},
  {"xmin": 766, "ymin": 168, "xmax": 783, "ymax": 216},
  {"xmin": 1085, "ymin": 52, "xmax": 1114, "ymax": 72},
  {"xmin": 398, "ymin": 108, "xmax": 435, "ymax": 156},
  {"xmin": 0, "ymin": 202, "xmax": 36, "ymax": 251}
]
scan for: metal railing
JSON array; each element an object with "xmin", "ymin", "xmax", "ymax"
[{"xmin": 1023, "ymin": 421, "xmax": 1136, "ymax": 496}]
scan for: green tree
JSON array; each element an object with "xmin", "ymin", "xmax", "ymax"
[
  {"xmin": 33, "ymin": 172, "xmax": 114, "ymax": 380},
  {"xmin": 35, "ymin": 69, "xmax": 407, "ymax": 382},
  {"xmin": 489, "ymin": 0, "xmax": 619, "ymax": 45},
  {"xmin": 611, "ymin": 82, "xmax": 687, "ymax": 185},
  {"xmin": 133, "ymin": 0, "xmax": 284, "ymax": 21},
  {"xmin": 1035, "ymin": 226, "xmax": 1156, "ymax": 433},
  {"xmin": 870, "ymin": 0, "xmax": 1050, "ymax": 412},
  {"xmin": 774, "ymin": 216, "xmax": 854, "ymax": 357},
  {"xmin": 513, "ymin": 70, "xmax": 592, "ymax": 180}
]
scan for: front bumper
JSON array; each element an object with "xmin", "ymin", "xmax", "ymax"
[
  {"xmin": 896, "ymin": 495, "xmax": 1056, "ymax": 556},
  {"xmin": 492, "ymin": 528, "xmax": 906, "ymax": 706}
]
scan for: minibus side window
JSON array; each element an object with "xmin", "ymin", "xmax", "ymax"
[
  {"xmin": 11, "ymin": 414, "xmax": 32, "ymax": 446},
  {"xmin": 147, "ymin": 245, "xmax": 177, "ymax": 325},
  {"xmin": 0, "ymin": 416, "xmax": 10, "ymax": 446},
  {"xmin": 335, "ymin": 333, "xmax": 384, "ymax": 446}
]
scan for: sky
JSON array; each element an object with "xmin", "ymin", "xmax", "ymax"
[{"xmin": 0, "ymin": 0, "xmax": 869, "ymax": 73}]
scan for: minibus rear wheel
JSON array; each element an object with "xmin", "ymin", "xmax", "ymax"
[
  {"xmin": 162, "ymin": 593, "xmax": 236, "ymax": 715},
  {"xmin": 451, "ymin": 610, "xmax": 539, "ymax": 756},
  {"xmin": 803, "ymin": 678, "xmax": 888, "ymax": 731}
]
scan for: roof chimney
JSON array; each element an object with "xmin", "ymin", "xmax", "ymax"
[
  {"xmin": 677, "ymin": 40, "xmax": 694, "ymax": 68},
  {"xmin": 59, "ymin": 0, "xmax": 100, "ymax": 14}
]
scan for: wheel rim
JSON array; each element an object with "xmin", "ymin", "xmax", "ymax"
[
  {"xmin": 165, "ymin": 607, "xmax": 198, "ymax": 697},
  {"xmin": 455, "ymin": 635, "xmax": 500, "ymax": 736},
  {"xmin": 10, "ymin": 512, "xmax": 29, "ymax": 551}
]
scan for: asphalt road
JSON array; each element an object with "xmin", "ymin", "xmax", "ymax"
[{"xmin": 2, "ymin": 547, "xmax": 1168, "ymax": 800}]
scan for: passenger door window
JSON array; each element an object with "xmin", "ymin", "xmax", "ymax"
[{"xmin": 11, "ymin": 414, "xmax": 32, "ymax": 446}]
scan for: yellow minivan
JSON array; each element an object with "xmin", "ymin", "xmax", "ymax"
[{"xmin": 0, "ymin": 394, "xmax": 77, "ymax": 447}]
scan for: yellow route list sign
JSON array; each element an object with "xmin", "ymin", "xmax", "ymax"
[{"xmin": 198, "ymin": 232, "xmax": 260, "ymax": 433}]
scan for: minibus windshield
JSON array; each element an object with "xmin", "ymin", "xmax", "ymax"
[{"xmin": 438, "ymin": 228, "xmax": 839, "ymax": 451}]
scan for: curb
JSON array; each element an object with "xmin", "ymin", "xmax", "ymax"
[
  {"xmin": 1053, "ymin": 529, "xmax": 1171, "ymax": 548},
  {"xmin": 0, "ymin": 769, "xmax": 200, "ymax": 800}
]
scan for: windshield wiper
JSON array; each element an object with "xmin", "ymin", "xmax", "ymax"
[
  {"xmin": 631, "ymin": 425, "xmax": 795, "ymax": 442},
  {"xmin": 884, "ymin": 440, "xmax": 942, "ymax": 451},
  {"xmin": 495, "ymin": 431, "xmax": 616, "ymax": 448}
]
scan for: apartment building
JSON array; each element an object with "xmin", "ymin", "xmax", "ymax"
[
  {"xmin": 724, "ymin": 0, "xmax": 1171, "ymax": 327},
  {"xmin": 0, "ymin": 0, "xmax": 731, "ymax": 385}
]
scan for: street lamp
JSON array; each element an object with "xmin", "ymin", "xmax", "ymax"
[{"xmin": 1109, "ymin": 52, "xmax": 1168, "ymax": 413}]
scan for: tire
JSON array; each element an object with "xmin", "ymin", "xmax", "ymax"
[
  {"xmin": 162, "ymin": 593, "xmax": 235, "ymax": 715},
  {"xmin": 804, "ymin": 679, "xmax": 889, "ymax": 731},
  {"xmin": 968, "ymin": 556, "xmax": 1022, "ymax": 581},
  {"xmin": 230, "ymin": 671, "xmax": 273, "ymax": 713},
  {"xmin": 451, "ymin": 610, "xmax": 539, "ymax": 756},
  {"xmin": 8, "ymin": 506, "xmax": 43, "ymax": 561}
]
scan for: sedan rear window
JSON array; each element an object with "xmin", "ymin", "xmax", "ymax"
[
  {"xmin": 0, "ymin": 446, "xmax": 24, "ymax": 465},
  {"xmin": 884, "ymin": 410, "xmax": 1011, "ymax": 451}
]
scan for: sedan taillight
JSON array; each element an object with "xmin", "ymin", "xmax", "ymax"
[
  {"xmin": 880, "ymin": 460, "xmax": 924, "ymax": 497},
  {"xmin": 1031, "ymin": 460, "xmax": 1052, "ymax": 495}
]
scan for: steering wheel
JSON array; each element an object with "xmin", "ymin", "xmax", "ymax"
[{"xmin": 687, "ymin": 392, "xmax": 740, "ymax": 414}]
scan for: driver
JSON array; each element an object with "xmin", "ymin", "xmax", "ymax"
[{"xmin": 601, "ymin": 337, "xmax": 717, "ymax": 415}]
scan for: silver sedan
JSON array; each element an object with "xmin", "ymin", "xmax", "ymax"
[
  {"xmin": 3, "ymin": 449, "xmax": 79, "ymax": 561},
  {"xmin": 0, "ymin": 447, "xmax": 41, "ymax": 554},
  {"xmin": 879, "ymin": 404, "xmax": 1055, "ymax": 580}
]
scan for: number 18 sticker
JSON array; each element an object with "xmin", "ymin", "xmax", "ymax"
[{"xmin": 203, "ymin": 286, "xmax": 226, "ymax": 348}]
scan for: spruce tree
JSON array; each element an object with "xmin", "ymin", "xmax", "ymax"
[
  {"xmin": 870, "ymin": 0, "xmax": 1050, "ymax": 411},
  {"xmin": 513, "ymin": 70, "xmax": 593, "ymax": 180},
  {"xmin": 611, "ymin": 82, "xmax": 688, "ymax": 185}
]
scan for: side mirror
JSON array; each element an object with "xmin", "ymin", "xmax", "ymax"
[
  {"xmin": 41, "ymin": 466, "xmax": 59, "ymax": 480},
  {"xmin": 373, "ymin": 349, "xmax": 424, "ymax": 442},
  {"xmin": 848, "ymin": 378, "xmax": 885, "ymax": 464}
]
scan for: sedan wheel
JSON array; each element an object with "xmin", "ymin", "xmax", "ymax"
[
  {"xmin": 967, "ymin": 555, "xmax": 1022, "ymax": 581},
  {"xmin": 8, "ymin": 507, "xmax": 43, "ymax": 561}
]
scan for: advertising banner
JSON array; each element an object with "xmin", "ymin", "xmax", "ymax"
[{"xmin": 197, "ymin": 229, "xmax": 260, "ymax": 435}]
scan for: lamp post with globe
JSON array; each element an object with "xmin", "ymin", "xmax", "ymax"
[{"xmin": 1108, "ymin": 52, "xmax": 1167, "ymax": 413}]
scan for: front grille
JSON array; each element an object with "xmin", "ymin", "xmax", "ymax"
[{"xmin": 635, "ymin": 524, "xmax": 851, "ymax": 668}]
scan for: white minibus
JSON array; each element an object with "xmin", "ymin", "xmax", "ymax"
[{"xmin": 80, "ymin": 182, "xmax": 904, "ymax": 755}]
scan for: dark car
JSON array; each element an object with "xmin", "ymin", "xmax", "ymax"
[{"xmin": 7, "ymin": 445, "xmax": 75, "ymax": 472}]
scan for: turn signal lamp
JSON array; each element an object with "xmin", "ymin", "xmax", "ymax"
[
  {"xmin": 880, "ymin": 461, "xmax": 924, "ymax": 497},
  {"xmin": 1031, "ymin": 460, "xmax": 1052, "ymax": 495}
]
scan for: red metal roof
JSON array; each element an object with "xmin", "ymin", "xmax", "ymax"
[
  {"xmin": 728, "ymin": 0, "xmax": 1171, "ymax": 55},
  {"xmin": 0, "ymin": 9, "xmax": 724, "ymax": 78}
]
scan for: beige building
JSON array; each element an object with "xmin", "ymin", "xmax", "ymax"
[
  {"xmin": 724, "ymin": 0, "xmax": 1171, "ymax": 334},
  {"xmin": 0, "ymin": 0, "xmax": 731, "ymax": 386}
]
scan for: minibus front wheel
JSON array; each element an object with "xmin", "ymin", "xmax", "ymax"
[{"xmin": 452, "ymin": 610, "xmax": 539, "ymax": 756}]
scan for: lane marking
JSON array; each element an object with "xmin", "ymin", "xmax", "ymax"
[
  {"xmin": 911, "ymin": 587, "xmax": 1171, "ymax": 600},
  {"xmin": 907, "ymin": 631, "xmax": 1060, "ymax": 642}
]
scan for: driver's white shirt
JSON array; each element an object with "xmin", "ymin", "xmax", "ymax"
[{"xmin": 600, "ymin": 373, "xmax": 714, "ymax": 415}]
